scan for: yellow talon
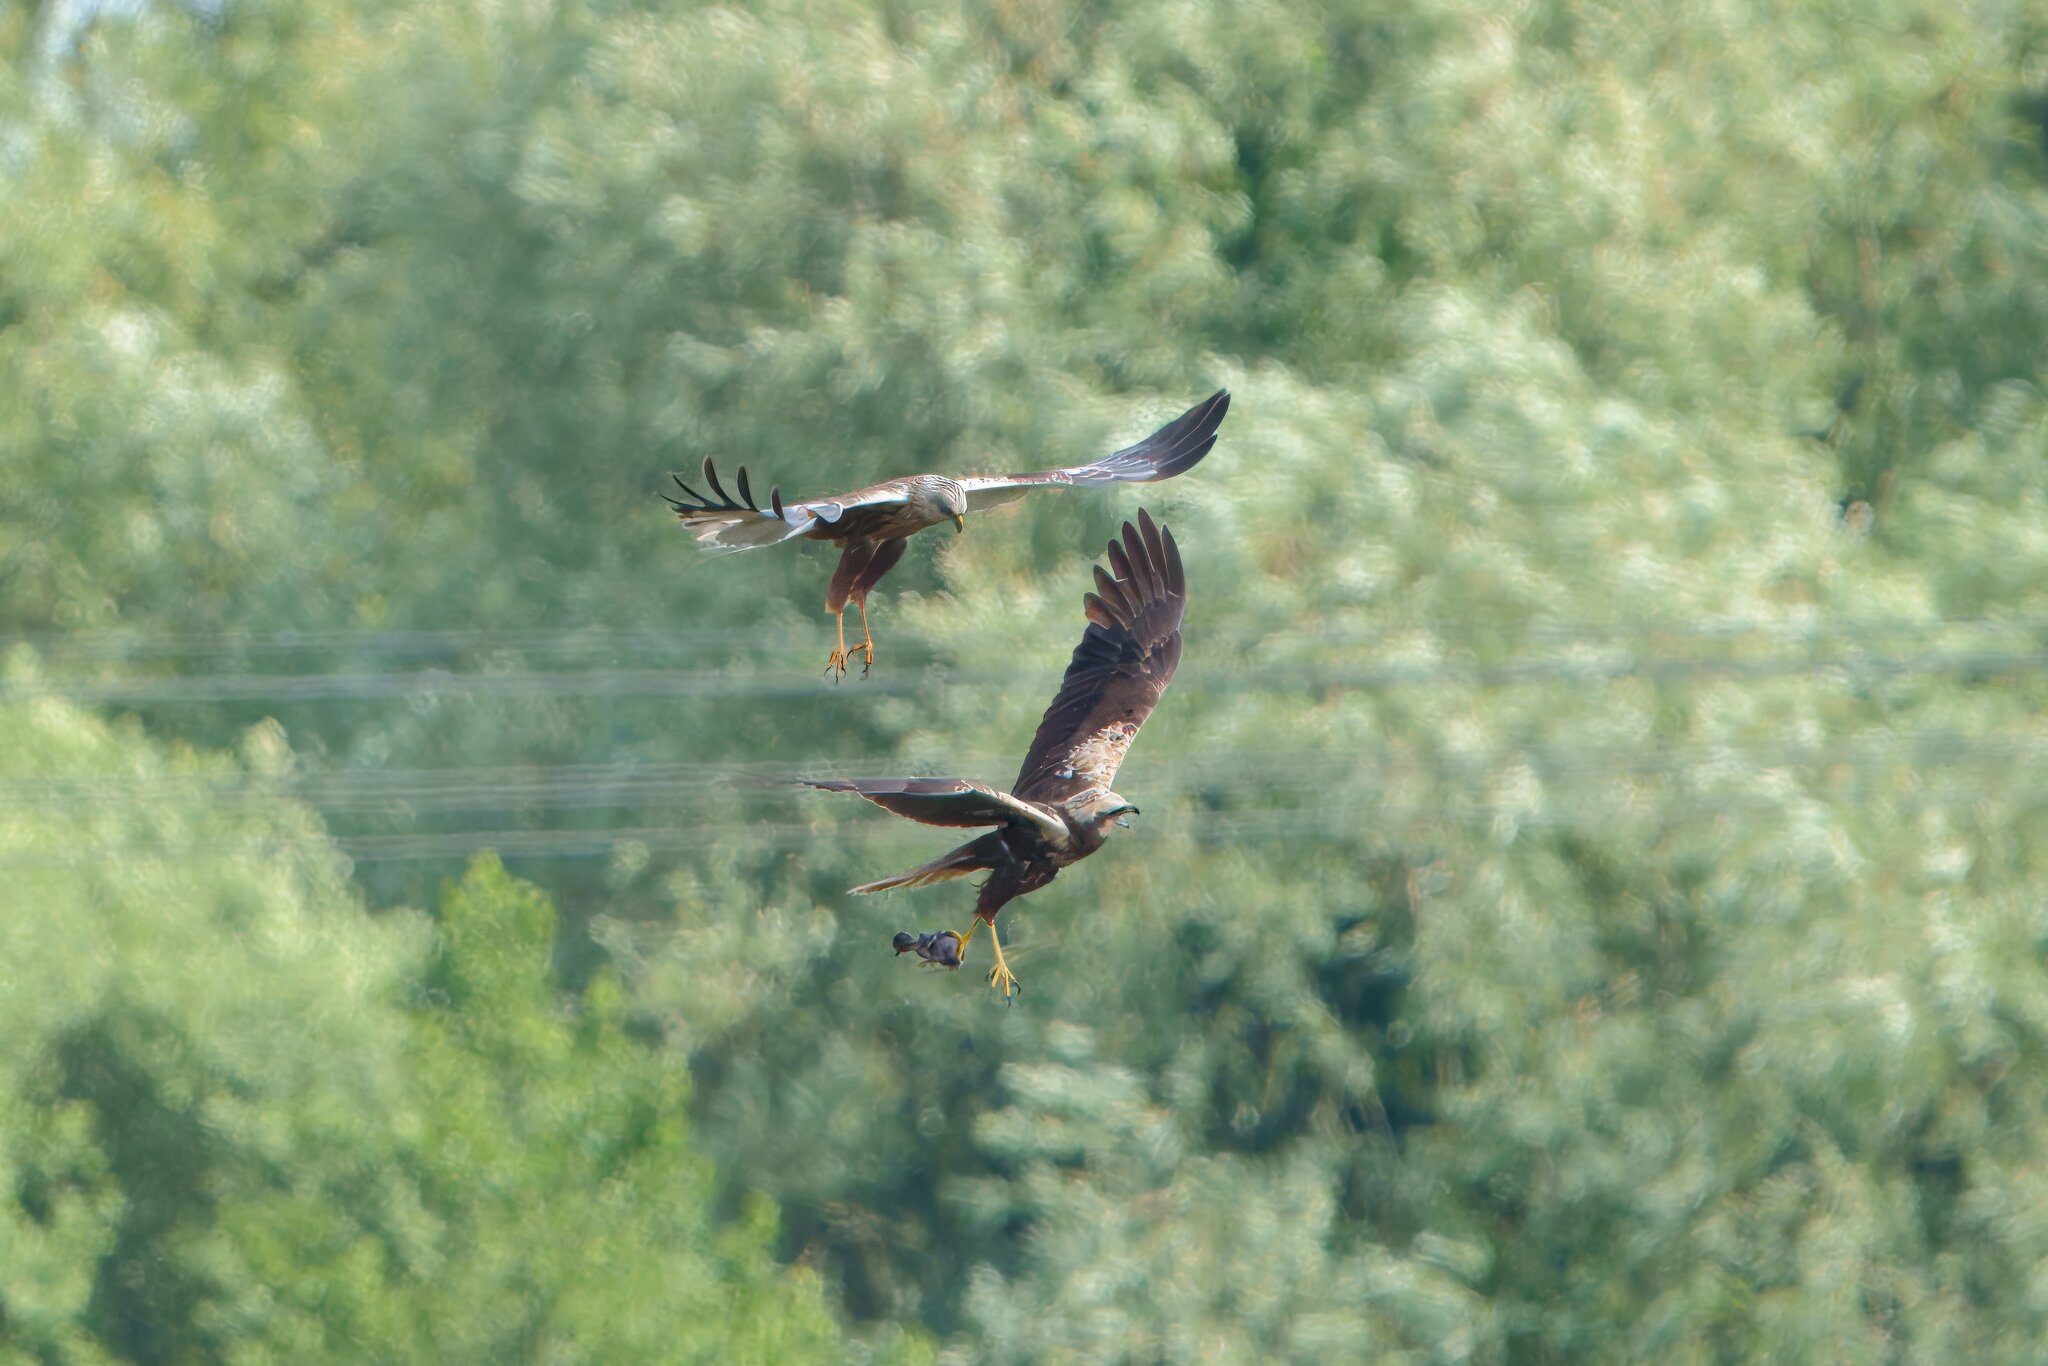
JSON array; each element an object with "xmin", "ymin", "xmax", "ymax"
[
  {"xmin": 825, "ymin": 609, "xmax": 851, "ymax": 680},
  {"xmin": 911, "ymin": 920, "xmax": 1016, "ymax": 999},
  {"xmin": 983, "ymin": 920, "xmax": 1020, "ymax": 1000},
  {"xmin": 855, "ymin": 600, "xmax": 876, "ymax": 675}
]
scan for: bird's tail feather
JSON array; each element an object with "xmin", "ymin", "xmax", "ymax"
[{"xmin": 849, "ymin": 840, "xmax": 994, "ymax": 894}]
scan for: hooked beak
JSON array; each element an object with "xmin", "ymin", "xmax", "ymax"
[
  {"xmin": 952, "ymin": 514, "xmax": 966, "ymax": 533},
  {"xmin": 1113, "ymin": 804, "xmax": 1140, "ymax": 829}
]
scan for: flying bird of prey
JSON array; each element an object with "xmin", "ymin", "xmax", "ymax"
[
  {"xmin": 666, "ymin": 391, "xmax": 1226, "ymax": 677},
  {"xmin": 800, "ymin": 509, "xmax": 1187, "ymax": 999}
]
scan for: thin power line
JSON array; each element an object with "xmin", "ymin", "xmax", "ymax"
[
  {"xmin": 8, "ymin": 646, "xmax": 2048, "ymax": 705},
  {"xmin": 10, "ymin": 615, "xmax": 2048, "ymax": 660},
  {"xmin": 5, "ymin": 735, "xmax": 2048, "ymax": 813},
  {"xmin": 7, "ymin": 767, "xmax": 2043, "ymax": 870}
]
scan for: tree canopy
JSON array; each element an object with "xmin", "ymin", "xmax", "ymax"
[
  {"xmin": 0, "ymin": 688, "xmax": 909, "ymax": 1361},
  {"xmin": 6, "ymin": 0, "xmax": 2048, "ymax": 1358}
]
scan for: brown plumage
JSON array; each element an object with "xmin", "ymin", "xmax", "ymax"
[
  {"xmin": 666, "ymin": 391, "xmax": 1226, "ymax": 677},
  {"xmin": 800, "ymin": 509, "xmax": 1187, "ymax": 998}
]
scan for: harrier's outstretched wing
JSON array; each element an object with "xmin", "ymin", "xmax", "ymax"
[
  {"xmin": 1013, "ymin": 510, "xmax": 1185, "ymax": 805},
  {"xmin": 958, "ymin": 390, "xmax": 1229, "ymax": 513},
  {"xmin": 800, "ymin": 777, "xmax": 1068, "ymax": 844},
  {"xmin": 665, "ymin": 458, "xmax": 913, "ymax": 552}
]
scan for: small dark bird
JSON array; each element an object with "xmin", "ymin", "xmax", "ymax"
[
  {"xmin": 892, "ymin": 930, "xmax": 962, "ymax": 968},
  {"xmin": 667, "ymin": 392, "xmax": 1226, "ymax": 677},
  {"xmin": 801, "ymin": 510, "xmax": 1187, "ymax": 998}
]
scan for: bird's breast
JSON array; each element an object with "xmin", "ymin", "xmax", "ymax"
[
  {"xmin": 877, "ymin": 506, "xmax": 942, "ymax": 539},
  {"xmin": 1050, "ymin": 811, "xmax": 1109, "ymax": 864}
]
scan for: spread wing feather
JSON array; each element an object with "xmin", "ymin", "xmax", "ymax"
[
  {"xmin": 958, "ymin": 390, "xmax": 1229, "ymax": 512},
  {"xmin": 666, "ymin": 458, "xmax": 912, "ymax": 552},
  {"xmin": 1013, "ymin": 510, "xmax": 1185, "ymax": 803},
  {"xmin": 666, "ymin": 391, "xmax": 1224, "ymax": 546},
  {"xmin": 799, "ymin": 777, "xmax": 1068, "ymax": 844}
]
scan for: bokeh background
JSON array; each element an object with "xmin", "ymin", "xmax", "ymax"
[{"xmin": 7, "ymin": 0, "xmax": 2048, "ymax": 1359}]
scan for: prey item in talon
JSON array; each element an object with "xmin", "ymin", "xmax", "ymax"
[{"xmin": 892, "ymin": 930, "xmax": 961, "ymax": 968}]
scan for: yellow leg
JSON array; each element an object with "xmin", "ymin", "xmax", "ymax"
[
  {"xmin": 825, "ymin": 609, "xmax": 851, "ymax": 679},
  {"xmin": 924, "ymin": 920, "xmax": 1016, "ymax": 999},
  {"xmin": 983, "ymin": 920, "xmax": 1020, "ymax": 1000},
  {"xmin": 855, "ymin": 599, "xmax": 876, "ymax": 674}
]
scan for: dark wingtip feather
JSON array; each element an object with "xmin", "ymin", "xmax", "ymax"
[
  {"xmin": 771, "ymin": 485, "xmax": 784, "ymax": 519},
  {"xmin": 667, "ymin": 461, "xmax": 796, "ymax": 522},
  {"xmin": 1179, "ymin": 390, "xmax": 1229, "ymax": 449},
  {"xmin": 670, "ymin": 472, "xmax": 713, "ymax": 507},
  {"xmin": 1170, "ymin": 389, "xmax": 1230, "ymax": 448},
  {"xmin": 1092, "ymin": 562, "xmax": 1133, "ymax": 620},
  {"xmin": 1136, "ymin": 508, "xmax": 1166, "ymax": 576},
  {"xmin": 1163, "ymin": 436, "xmax": 1217, "ymax": 478},
  {"xmin": 1136, "ymin": 510, "xmax": 1175, "ymax": 602},
  {"xmin": 701, "ymin": 456, "xmax": 733, "ymax": 505},
  {"xmin": 1121, "ymin": 520, "xmax": 1158, "ymax": 598},
  {"xmin": 1127, "ymin": 388, "xmax": 1230, "ymax": 481},
  {"xmin": 1105, "ymin": 536, "xmax": 1134, "ymax": 588}
]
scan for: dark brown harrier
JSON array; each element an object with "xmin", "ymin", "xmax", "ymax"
[
  {"xmin": 800, "ymin": 509, "xmax": 1186, "ymax": 998},
  {"xmin": 667, "ymin": 391, "xmax": 1225, "ymax": 677}
]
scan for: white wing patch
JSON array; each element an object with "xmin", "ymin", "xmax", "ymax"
[
  {"xmin": 958, "ymin": 471, "xmax": 1085, "ymax": 515},
  {"xmin": 678, "ymin": 507, "xmax": 817, "ymax": 552},
  {"xmin": 1062, "ymin": 720, "xmax": 1140, "ymax": 788},
  {"xmin": 956, "ymin": 479, "xmax": 1032, "ymax": 513}
]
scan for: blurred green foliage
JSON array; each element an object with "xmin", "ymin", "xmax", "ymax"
[
  {"xmin": 0, "ymin": 693, "xmax": 898, "ymax": 1361},
  {"xmin": 5, "ymin": 0, "xmax": 2048, "ymax": 1358}
]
